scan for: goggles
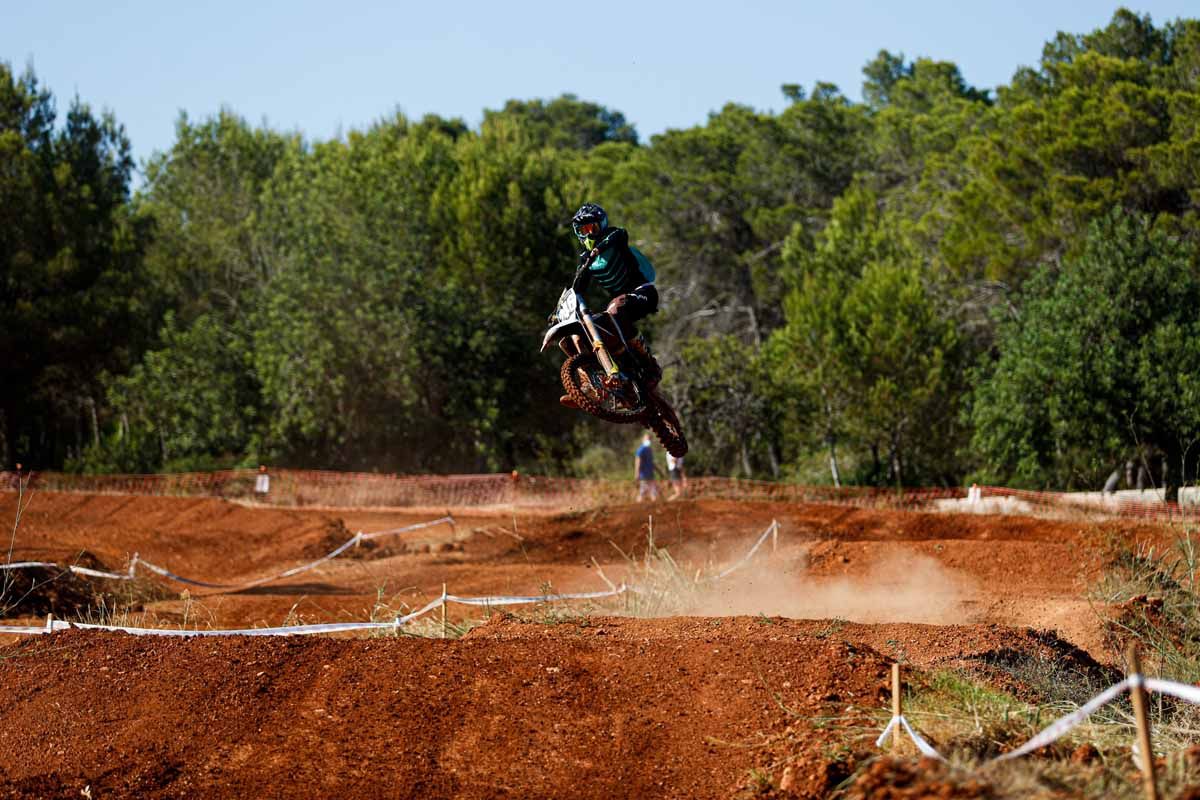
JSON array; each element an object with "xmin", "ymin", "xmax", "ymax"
[{"xmin": 574, "ymin": 221, "xmax": 601, "ymax": 239}]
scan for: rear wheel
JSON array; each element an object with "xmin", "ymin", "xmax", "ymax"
[
  {"xmin": 560, "ymin": 352, "xmax": 647, "ymax": 424},
  {"xmin": 645, "ymin": 392, "xmax": 688, "ymax": 457}
]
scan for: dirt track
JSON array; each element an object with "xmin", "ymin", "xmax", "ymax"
[
  {"xmin": 0, "ymin": 491, "xmax": 1161, "ymax": 648},
  {"xmin": 0, "ymin": 616, "xmax": 1107, "ymax": 800},
  {"xmin": 0, "ymin": 490, "xmax": 1171, "ymax": 798}
]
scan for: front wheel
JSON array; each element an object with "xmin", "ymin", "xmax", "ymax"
[
  {"xmin": 645, "ymin": 392, "xmax": 688, "ymax": 457},
  {"xmin": 560, "ymin": 352, "xmax": 648, "ymax": 423}
]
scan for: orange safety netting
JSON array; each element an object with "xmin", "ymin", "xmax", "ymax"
[{"xmin": 1, "ymin": 470, "xmax": 1196, "ymax": 520}]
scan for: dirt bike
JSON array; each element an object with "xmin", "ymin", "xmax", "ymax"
[{"xmin": 541, "ymin": 287, "xmax": 688, "ymax": 457}]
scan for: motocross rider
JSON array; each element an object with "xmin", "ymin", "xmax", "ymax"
[{"xmin": 561, "ymin": 203, "xmax": 663, "ymax": 409}]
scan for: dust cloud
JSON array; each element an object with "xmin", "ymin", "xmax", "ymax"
[{"xmin": 684, "ymin": 548, "xmax": 976, "ymax": 625}]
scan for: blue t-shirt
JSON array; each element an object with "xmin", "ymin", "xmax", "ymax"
[{"xmin": 636, "ymin": 442, "xmax": 655, "ymax": 480}]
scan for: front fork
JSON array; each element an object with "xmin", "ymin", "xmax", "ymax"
[
  {"xmin": 572, "ymin": 294, "xmax": 624, "ymax": 379},
  {"xmin": 579, "ymin": 315, "xmax": 622, "ymax": 379}
]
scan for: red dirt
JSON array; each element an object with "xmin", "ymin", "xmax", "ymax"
[
  {"xmin": 0, "ymin": 616, "xmax": 1101, "ymax": 800},
  {"xmin": 0, "ymin": 492, "xmax": 1166, "ymax": 640},
  {"xmin": 0, "ymin": 490, "xmax": 1176, "ymax": 797}
]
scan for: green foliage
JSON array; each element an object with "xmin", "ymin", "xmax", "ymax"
[
  {"xmin": 601, "ymin": 88, "xmax": 871, "ymax": 344},
  {"xmin": 672, "ymin": 335, "xmax": 781, "ymax": 477},
  {"xmin": 108, "ymin": 312, "xmax": 260, "ymax": 467},
  {"xmin": 482, "ymin": 94, "xmax": 637, "ymax": 150},
  {"xmin": 922, "ymin": 12, "xmax": 1200, "ymax": 284},
  {"xmin": 9, "ymin": 10, "xmax": 1200, "ymax": 488},
  {"xmin": 138, "ymin": 109, "xmax": 299, "ymax": 321},
  {"xmin": 970, "ymin": 210, "xmax": 1200, "ymax": 488},
  {"xmin": 0, "ymin": 61, "xmax": 153, "ymax": 469},
  {"xmin": 769, "ymin": 189, "xmax": 965, "ymax": 485}
]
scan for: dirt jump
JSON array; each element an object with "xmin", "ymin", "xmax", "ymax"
[{"xmin": 0, "ymin": 488, "xmax": 1175, "ymax": 798}]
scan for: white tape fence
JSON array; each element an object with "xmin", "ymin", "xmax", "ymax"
[
  {"xmin": 715, "ymin": 520, "xmax": 778, "ymax": 580},
  {"xmin": 10, "ymin": 515, "xmax": 1196, "ymax": 785},
  {"xmin": 0, "ymin": 561, "xmax": 134, "ymax": 581},
  {"xmin": 0, "ymin": 519, "xmax": 780, "ymax": 638},
  {"xmin": 13, "ymin": 586, "xmax": 631, "ymax": 638},
  {"xmin": 874, "ymin": 669, "xmax": 1200, "ymax": 773},
  {"xmin": 0, "ymin": 516, "xmax": 456, "ymax": 591},
  {"xmin": 875, "ymin": 714, "xmax": 946, "ymax": 760}
]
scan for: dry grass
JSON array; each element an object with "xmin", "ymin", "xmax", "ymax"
[
  {"xmin": 1091, "ymin": 524, "xmax": 1200, "ymax": 680},
  {"xmin": 1, "ymin": 473, "xmax": 34, "ymax": 616},
  {"xmin": 826, "ymin": 670, "xmax": 1198, "ymax": 798},
  {"xmin": 360, "ymin": 525, "xmax": 742, "ymax": 637},
  {"xmin": 828, "ymin": 525, "xmax": 1200, "ymax": 798}
]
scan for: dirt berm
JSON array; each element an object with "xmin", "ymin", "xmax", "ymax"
[{"xmin": 0, "ymin": 616, "xmax": 1097, "ymax": 799}]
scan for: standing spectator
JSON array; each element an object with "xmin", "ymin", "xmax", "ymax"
[
  {"xmin": 635, "ymin": 434, "xmax": 659, "ymax": 502},
  {"xmin": 666, "ymin": 453, "xmax": 687, "ymax": 500}
]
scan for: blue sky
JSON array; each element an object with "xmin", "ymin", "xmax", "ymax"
[{"xmin": 3, "ymin": 1, "xmax": 1195, "ymax": 173}]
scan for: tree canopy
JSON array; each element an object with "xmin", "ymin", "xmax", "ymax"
[{"xmin": 5, "ymin": 8, "xmax": 1200, "ymax": 491}]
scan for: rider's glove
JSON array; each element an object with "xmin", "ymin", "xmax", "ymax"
[{"xmin": 571, "ymin": 265, "xmax": 590, "ymax": 294}]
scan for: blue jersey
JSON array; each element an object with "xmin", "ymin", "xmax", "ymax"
[{"xmin": 636, "ymin": 442, "xmax": 656, "ymax": 480}]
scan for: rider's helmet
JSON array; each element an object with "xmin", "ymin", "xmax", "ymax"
[{"xmin": 572, "ymin": 203, "xmax": 608, "ymax": 249}]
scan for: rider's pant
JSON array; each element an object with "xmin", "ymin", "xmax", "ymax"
[{"xmin": 606, "ymin": 283, "xmax": 658, "ymax": 337}]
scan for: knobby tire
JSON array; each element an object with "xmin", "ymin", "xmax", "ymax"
[
  {"xmin": 645, "ymin": 393, "xmax": 688, "ymax": 458},
  {"xmin": 560, "ymin": 352, "xmax": 646, "ymax": 424}
]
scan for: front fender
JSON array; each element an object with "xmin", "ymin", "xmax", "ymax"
[{"xmin": 541, "ymin": 320, "xmax": 584, "ymax": 352}]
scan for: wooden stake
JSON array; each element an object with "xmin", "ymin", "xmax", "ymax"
[
  {"xmin": 1128, "ymin": 645, "xmax": 1159, "ymax": 800},
  {"xmin": 441, "ymin": 584, "xmax": 448, "ymax": 640},
  {"xmin": 891, "ymin": 662, "xmax": 903, "ymax": 754}
]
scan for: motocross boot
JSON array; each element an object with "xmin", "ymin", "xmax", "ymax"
[{"xmin": 628, "ymin": 334, "xmax": 662, "ymax": 388}]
